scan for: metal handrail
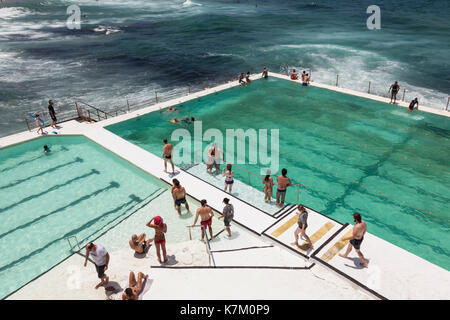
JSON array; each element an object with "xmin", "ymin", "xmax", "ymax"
[
  {"xmin": 186, "ymin": 225, "xmax": 215, "ymax": 266},
  {"xmin": 65, "ymin": 235, "xmax": 81, "ymax": 251}
]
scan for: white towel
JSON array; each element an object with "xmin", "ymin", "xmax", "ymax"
[{"xmin": 115, "ymin": 276, "xmax": 152, "ymax": 300}]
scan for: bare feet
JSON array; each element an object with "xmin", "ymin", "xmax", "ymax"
[
  {"xmin": 360, "ymin": 261, "xmax": 368, "ymax": 268},
  {"xmin": 338, "ymin": 253, "xmax": 347, "ymax": 258}
]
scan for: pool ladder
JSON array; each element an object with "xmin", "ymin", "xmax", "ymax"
[{"xmin": 65, "ymin": 235, "xmax": 81, "ymax": 252}]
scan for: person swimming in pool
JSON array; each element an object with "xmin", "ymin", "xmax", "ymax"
[
  {"xmin": 181, "ymin": 117, "xmax": 195, "ymax": 124},
  {"xmin": 222, "ymin": 163, "xmax": 234, "ymax": 193},
  {"xmin": 169, "ymin": 118, "xmax": 180, "ymax": 124},
  {"xmin": 43, "ymin": 145, "xmax": 51, "ymax": 153},
  {"xmin": 129, "ymin": 234, "xmax": 153, "ymax": 254}
]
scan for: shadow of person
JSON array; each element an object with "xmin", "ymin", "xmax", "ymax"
[
  {"xmin": 168, "ymin": 171, "xmax": 181, "ymax": 178},
  {"xmin": 344, "ymin": 257, "xmax": 370, "ymax": 269},
  {"xmin": 104, "ymin": 281, "xmax": 121, "ymax": 295},
  {"xmin": 163, "ymin": 254, "xmax": 178, "ymax": 266}
]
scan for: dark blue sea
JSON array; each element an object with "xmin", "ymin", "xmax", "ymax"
[{"xmin": 0, "ymin": 0, "xmax": 449, "ymax": 136}]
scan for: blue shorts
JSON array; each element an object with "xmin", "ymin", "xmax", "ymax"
[
  {"xmin": 175, "ymin": 198, "xmax": 186, "ymax": 206},
  {"xmin": 277, "ymin": 189, "xmax": 286, "ymax": 194},
  {"xmin": 302, "ymin": 83, "xmax": 308, "ymax": 86},
  {"xmin": 225, "ymin": 180, "xmax": 234, "ymax": 185}
]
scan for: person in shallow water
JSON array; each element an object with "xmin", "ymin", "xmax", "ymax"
[
  {"xmin": 162, "ymin": 139, "xmax": 175, "ymax": 175},
  {"xmin": 245, "ymin": 71, "xmax": 252, "ymax": 83},
  {"xmin": 408, "ymin": 98, "xmax": 419, "ymax": 112},
  {"xmin": 263, "ymin": 170, "xmax": 274, "ymax": 203},
  {"xmin": 290, "ymin": 68, "xmax": 299, "ymax": 80},
  {"xmin": 238, "ymin": 73, "xmax": 246, "ymax": 85},
  {"xmin": 129, "ymin": 234, "xmax": 153, "ymax": 254},
  {"xmin": 122, "ymin": 271, "xmax": 148, "ymax": 300},
  {"xmin": 276, "ymin": 168, "xmax": 292, "ymax": 207},
  {"xmin": 172, "ymin": 178, "xmax": 190, "ymax": 216},
  {"xmin": 292, "ymin": 205, "xmax": 313, "ymax": 249},
  {"xmin": 219, "ymin": 197, "xmax": 234, "ymax": 238},
  {"xmin": 389, "ymin": 81, "xmax": 400, "ymax": 104},
  {"xmin": 43, "ymin": 145, "xmax": 51, "ymax": 153},
  {"xmin": 146, "ymin": 216, "xmax": 168, "ymax": 263},
  {"xmin": 339, "ymin": 212, "xmax": 369, "ymax": 268},
  {"xmin": 222, "ymin": 163, "xmax": 234, "ymax": 193}
]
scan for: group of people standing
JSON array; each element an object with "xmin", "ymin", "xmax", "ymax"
[{"xmin": 290, "ymin": 69, "xmax": 311, "ymax": 86}]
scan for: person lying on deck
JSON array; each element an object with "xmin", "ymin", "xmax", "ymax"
[{"xmin": 122, "ymin": 271, "xmax": 148, "ymax": 300}]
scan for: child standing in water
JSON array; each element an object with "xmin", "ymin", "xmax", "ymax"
[
  {"xmin": 222, "ymin": 164, "xmax": 234, "ymax": 193},
  {"xmin": 146, "ymin": 216, "xmax": 167, "ymax": 264},
  {"xmin": 262, "ymin": 170, "xmax": 274, "ymax": 203}
]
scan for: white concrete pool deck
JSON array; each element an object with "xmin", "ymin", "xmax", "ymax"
[{"xmin": 1, "ymin": 73, "xmax": 449, "ymax": 300}]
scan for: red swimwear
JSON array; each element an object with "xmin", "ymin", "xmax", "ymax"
[
  {"xmin": 155, "ymin": 239, "xmax": 165, "ymax": 245},
  {"xmin": 201, "ymin": 217, "xmax": 212, "ymax": 229}
]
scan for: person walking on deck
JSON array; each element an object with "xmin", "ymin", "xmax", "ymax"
[
  {"xmin": 48, "ymin": 99, "xmax": 57, "ymax": 129},
  {"xmin": 192, "ymin": 199, "xmax": 215, "ymax": 241},
  {"xmin": 219, "ymin": 197, "xmax": 234, "ymax": 238},
  {"xmin": 146, "ymin": 216, "xmax": 167, "ymax": 263},
  {"xmin": 34, "ymin": 113, "xmax": 44, "ymax": 135},
  {"xmin": 292, "ymin": 205, "xmax": 313, "ymax": 249},
  {"xmin": 389, "ymin": 81, "xmax": 400, "ymax": 104},
  {"xmin": 276, "ymin": 168, "xmax": 292, "ymax": 207},
  {"xmin": 339, "ymin": 212, "xmax": 368, "ymax": 268},
  {"xmin": 172, "ymin": 178, "xmax": 190, "ymax": 215},
  {"xmin": 163, "ymin": 139, "xmax": 175, "ymax": 175},
  {"xmin": 84, "ymin": 242, "xmax": 110, "ymax": 289},
  {"xmin": 263, "ymin": 170, "xmax": 274, "ymax": 203}
]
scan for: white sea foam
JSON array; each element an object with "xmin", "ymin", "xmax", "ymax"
[
  {"xmin": 93, "ymin": 25, "xmax": 122, "ymax": 35},
  {"xmin": 182, "ymin": 0, "xmax": 202, "ymax": 7},
  {"xmin": 0, "ymin": 7, "xmax": 33, "ymax": 20}
]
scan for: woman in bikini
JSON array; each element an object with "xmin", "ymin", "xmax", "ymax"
[
  {"xmin": 129, "ymin": 234, "xmax": 153, "ymax": 255},
  {"xmin": 262, "ymin": 171, "xmax": 274, "ymax": 203},
  {"xmin": 222, "ymin": 163, "xmax": 234, "ymax": 193},
  {"xmin": 146, "ymin": 216, "xmax": 167, "ymax": 263}
]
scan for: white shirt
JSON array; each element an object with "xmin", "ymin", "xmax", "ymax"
[
  {"xmin": 90, "ymin": 243, "xmax": 108, "ymax": 266},
  {"xmin": 206, "ymin": 147, "xmax": 223, "ymax": 165}
]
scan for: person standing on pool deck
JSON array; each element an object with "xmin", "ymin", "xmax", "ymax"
[
  {"xmin": 34, "ymin": 113, "xmax": 44, "ymax": 135},
  {"xmin": 163, "ymin": 139, "xmax": 175, "ymax": 175},
  {"xmin": 245, "ymin": 71, "xmax": 253, "ymax": 83},
  {"xmin": 276, "ymin": 168, "xmax": 292, "ymax": 207},
  {"xmin": 172, "ymin": 178, "xmax": 190, "ymax": 215},
  {"xmin": 263, "ymin": 170, "xmax": 274, "ymax": 203},
  {"xmin": 146, "ymin": 216, "xmax": 167, "ymax": 263},
  {"xmin": 222, "ymin": 163, "xmax": 234, "ymax": 193},
  {"xmin": 389, "ymin": 81, "xmax": 400, "ymax": 104},
  {"xmin": 292, "ymin": 205, "xmax": 313, "ymax": 249},
  {"xmin": 339, "ymin": 212, "xmax": 368, "ymax": 268},
  {"xmin": 206, "ymin": 143, "xmax": 224, "ymax": 174},
  {"xmin": 48, "ymin": 99, "xmax": 57, "ymax": 129},
  {"xmin": 219, "ymin": 198, "xmax": 234, "ymax": 238},
  {"xmin": 238, "ymin": 73, "xmax": 246, "ymax": 85},
  {"xmin": 262, "ymin": 66, "xmax": 268, "ymax": 79},
  {"xmin": 408, "ymin": 98, "xmax": 419, "ymax": 112},
  {"xmin": 192, "ymin": 199, "xmax": 215, "ymax": 241},
  {"xmin": 84, "ymin": 242, "xmax": 110, "ymax": 289}
]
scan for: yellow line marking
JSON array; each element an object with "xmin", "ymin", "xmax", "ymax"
[
  {"xmin": 271, "ymin": 215, "xmax": 298, "ymax": 238},
  {"xmin": 320, "ymin": 229, "xmax": 354, "ymax": 262},
  {"xmin": 296, "ymin": 222, "xmax": 335, "ymax": 252}
]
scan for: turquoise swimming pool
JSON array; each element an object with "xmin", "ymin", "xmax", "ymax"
[
  {"xmin": 0, "ymin": 136, "xmax": 167, "ymax": 299},
  {"xmin": 106, "ymin": 77, "xmax": 450, "ymax": 270}
]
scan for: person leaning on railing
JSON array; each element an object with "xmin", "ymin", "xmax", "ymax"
[{"xmin": 276, "ymin": 168, "xmax": 292, "ymax": 208}]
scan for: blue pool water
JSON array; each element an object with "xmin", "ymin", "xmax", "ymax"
[
  {"xmin": 0, "ymin": 135, "xmax": 167, "ymax": 299},
  {"xmin": 106, "ymin": 77, "xmax": 450, "ymax": 270}
]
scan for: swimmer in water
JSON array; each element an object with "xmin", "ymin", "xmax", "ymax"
[
  {"xmin": 43, "ymin": 145, "xmax": 51, "ymax": 153},
  {"xmin": 181, "ymin": 117, "xmax": 195, "ymax": 124},
  {"xmin": 169, "ymin": 118, "xmax": 180, "ymax": 124},
  {"xmin": 165, "ymin": 106, "xmax": 178, "ymax": 113}
]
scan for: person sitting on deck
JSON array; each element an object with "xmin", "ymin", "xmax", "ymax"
[
  {"xmin": 290, "ymin": 69, "xmax": 299, "ymax": 80},
  {"xmin": 129, "ymin": 234, "xmax": 153, "ymax": 254},
  {"xmin": 122, "ymin": 271, "xmax": 148, "ymax": 300}
]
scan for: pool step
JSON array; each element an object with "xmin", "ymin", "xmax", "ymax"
[
  {"xmin": 320, "ymin": 228, "xmax": 353, "ymax": 262},
  {"xmin": 273, "ymin": 204, "xmax": 296, "ymax": 218},
  {"xmin": 294, "ymin": 222, "xmax": 335, "ymax": 253}
]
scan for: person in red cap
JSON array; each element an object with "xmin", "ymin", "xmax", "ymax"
[{"xmin": 146, "ymin": 216, "xmax": 167, "ymax": 263}]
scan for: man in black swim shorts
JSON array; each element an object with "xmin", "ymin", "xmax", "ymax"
[{"xmin": 339, "ymin": 213, "xmax": 369, "ymax": 268}]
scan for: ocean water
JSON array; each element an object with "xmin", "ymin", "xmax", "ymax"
[
  {"xmin": 0, "ymin": 0, "xmax": 449, "ymax": 137},
  {"xmin": 106, "ymin": 78, "xmax": 450, "ymax": 270}
]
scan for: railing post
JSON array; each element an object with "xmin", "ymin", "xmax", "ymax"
[
  {"xmin": 446, "ymin": 97, "xmax": 449, "ymax": 111},
  {"xmin": 155, "ymin": 91, "xmax": 158, "ymax": 104},
  {"xmin": 335, "ymin": 74, "xmax": 339, "ymax": 87},
  {"xmin": 402, "ymin": 89, "xmax": 406, "ymax": 101},
  {"xmin": 25, "ymin": 117, "xmax": 31, "ymax": 131},
  {"xmin": 286, "ymin": 65, "xmax": 289, "ymax": 76},
  {"xmin": 127, "ymin": 100, "xmax": 130, "ymax": 113},
  {"xmin": 368, "ymin": 81, "xmax": 371, "ymax": 94},
  {"xmin": 188, "ymin": 85, "xmax": 191, "ymax": 95},
  {"xmin": 97, "ymin": 109, "xmax": 100, "ymax": 121}
]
